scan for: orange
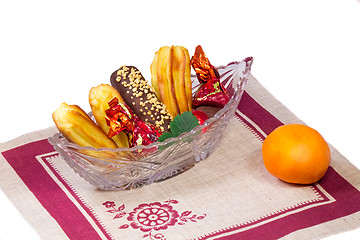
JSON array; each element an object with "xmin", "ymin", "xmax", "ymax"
[{"xmin": 262, "ymin": 124, "xmax": 331, "ymax": 184}]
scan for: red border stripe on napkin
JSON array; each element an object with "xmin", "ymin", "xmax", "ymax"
[{"xmin": 2, "ymin": 140, "xmax": 105, "ymax": 240}]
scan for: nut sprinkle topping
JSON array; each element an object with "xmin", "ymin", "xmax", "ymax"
[{"xmin": 111, "ymin": 65, "xmax": 173, "ymax": 132}]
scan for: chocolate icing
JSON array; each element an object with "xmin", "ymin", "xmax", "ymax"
[{"xmin": 110, "ymin": 66, "xmax": 172, "ymax": 132}]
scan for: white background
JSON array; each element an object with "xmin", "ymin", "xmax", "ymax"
[{"xmin": 0, "ymin": 0, "xmax": 359, "ymax": 239}]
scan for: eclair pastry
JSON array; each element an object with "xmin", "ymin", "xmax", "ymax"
[
  {"xmin": 89, "ymin": 84, "xmax": 129, "ymax": 148},
  {"xmin": 52, "ymin": 103, "xmax": 117, "ymax": 149},
  {"xmin": 150, "ymin": 45, "xmax": 192, "ymax": 117},
  {"xmin": 110, "ymin": 65, "xmax": 173, "ymax": 132}
]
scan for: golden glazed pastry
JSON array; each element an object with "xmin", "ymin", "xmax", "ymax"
[
  {"xmin": 52, "ymin": 103, "xmax": 117, "ymax": 149},
  {"xmin": 150, "ymin": 46, "xmax": 192, "ymax": 118},
  {"xmin": 89, "ymin": 84, "xmax": 129, "ymax": 148}
]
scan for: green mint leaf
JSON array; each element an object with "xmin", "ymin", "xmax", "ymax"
[
  {"xmin": 157, "ymin": 111, "xmax": 199, "ymax": 142},
  {"xmin": 158, "ymin": 132, "xmax": 177, "ymax": 142},
  {"xmin": 170, "ymin": 111, "xmax": 199, "ymax": 136}
]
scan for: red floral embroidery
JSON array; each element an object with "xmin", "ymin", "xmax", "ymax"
[
  {"xmin": 103, "ymin": 201, "xmax": 115, "ymax": 208},
  {"xmin": 103, "ymin": 201, "xmax": 126, "ymax": 220},
  {"xmin": 103, "ymin": 199, "xmax": 206, "ymax": 240},
  {"xmin": 128, "ymin": 202, "xmax": 179, "ymax": 232}
]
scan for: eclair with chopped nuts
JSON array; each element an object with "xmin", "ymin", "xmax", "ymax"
[{"xmin": 110, "ymin": 65, "xmax": 173, "ymax": 132}]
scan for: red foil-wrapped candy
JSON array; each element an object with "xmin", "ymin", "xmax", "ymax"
[
  {"xmin": 105, "ymin": 97, "xmax": 161, "ymax": 147},
  {"xmin": 192, "ymin": 109, "xmax": 209, "ymax": 134},
  {"xmin": 191, "ymin": 45, "xmax": 230, "ymax": 109},
  {"xmin": 191, "ymin": 109, "xmax": 209, "ymax": 125}
]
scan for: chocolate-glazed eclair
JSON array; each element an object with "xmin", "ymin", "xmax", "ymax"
[{"xmin": 110, "ymin": 65, "xmax": 172, "ymax": 132}]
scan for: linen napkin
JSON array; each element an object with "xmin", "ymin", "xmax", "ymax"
[{"xmin": 1, "ymin": 75, "xmax": 360, "ymax": 240}]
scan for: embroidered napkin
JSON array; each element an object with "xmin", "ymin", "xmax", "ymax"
[{"xmin": 1, "ymin": 75, "xmax": 360, "ymax": 240}]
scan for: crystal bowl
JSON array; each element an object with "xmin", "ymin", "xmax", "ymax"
[{"xmin": 48, "ymin": 58, "xmax": 253, "ymax": 190}]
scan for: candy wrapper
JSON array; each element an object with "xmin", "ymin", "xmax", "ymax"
[
  {"xmin": 191, "ymin": 109, "xmax": 209, "ymax": 125},
  {"xmin": 105, "ymin": 98, "xmax": 161, "ymax": 147},
  {"xmin": 191, "ymin": 45, "xmax": 230, "ymax": 108}
]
